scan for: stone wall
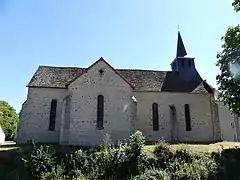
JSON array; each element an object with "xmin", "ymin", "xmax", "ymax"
[
  {"xmin": 67, "ymin": 60, "xmax": 134, "ymax": 145},
  {"xmin": 217, "ymin": 101, "xmax": 238, "ymax": 141},
  {"xmin": 134, "ymin": 92, "xmax": 219, "ymax": 142},
  {"xmin": 16, "ymin": 88, "xmax": 66, "ymax": 143}
]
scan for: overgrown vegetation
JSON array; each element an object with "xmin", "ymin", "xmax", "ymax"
[
  {"xmin": 216, "ymin": 0, "xmax": 240, "ymax": 115},
  {"xmin": 0, "ymin": 100, "xmax": 19, "ymax": 140},
  {"xmin": 1, "ymin": 131, "xmax": 240, "ymax": 179}
]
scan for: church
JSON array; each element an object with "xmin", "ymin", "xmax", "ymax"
[{"xmin": 16, "ymin": 32, "xmax": 222, "ymax": 145}]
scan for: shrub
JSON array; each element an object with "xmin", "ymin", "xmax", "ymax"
[
  {"xmin": 40, "ymin": 168, "xmax": 88, "ymax": 180},
  {"xmin": 126, "ymin": 131, "xmax": 148, "ymax": 176},
  {"xmin": 40, "ymin": 164, "xmax": 65, "ymax": 180},
  {"xmin": 131, "ymin": 169, "xmax": 170, "ymax": 180},
  {"xmin": 64, "ymin": 149, "xmax": 89, "ymax": 175},
  {"xmin": 23, "ymin": 145, "xmax": 56, "ymax": 178},
  {"xmin": 167, "ymin": 155, "xmax": 217, "ymax": 180},
  {"xmin": 212, "ymin": 148, "xmax": 240, "ymax": 180},
  {"xmin": 87, "ymin": 143, "xmax": 129, "ymax": 180},
  {"xmin": 85, "ymin": 131, "xmax": 148, "ymax": 180},
  {"xmin": 173, "ymin": 148, "xmax": 195, "ymax": 163},
  {"xmin": 153, "ymin": 141, "xmax": 173, "ymax": 168}
]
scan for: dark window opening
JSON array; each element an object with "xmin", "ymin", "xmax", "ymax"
[
  {"xmin": 152, "ymin": 103, "xmax": 159, "ymax": 131},
  {"xmin": 97, "ymin": 95, "xmax": 104, "ymax": 129},
  {"xmin": 170, "ymin": 105, "xmax": 176, "ymax": 115},
  {"xmin": 49, "ymin": 99, "xmax": 57, "ymax": 131},
  {"xmin": 181, "ymin": 59, "xmax": 185, "ymax": 67},
  {"xmin": 188, "ymin": 60, "xmax": 191, "ymax": 67},
  {"xmin": 99, "ymin": 69, "xmax": 104, "ymax": 75},
  {"xmin": 184, "ymin": 104, "xmax": 191, "ymax": 131}
]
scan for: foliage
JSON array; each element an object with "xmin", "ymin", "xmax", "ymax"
[
  {"xmin": 212, "ymin": 148, "xmax": 240, "ymax": 179},
  {"xmin": 0, "ymin": 100, "xmax": 19, "ymax": 140},
  {"xmin": 40, "ymin": 164, "xmax": 65, "ymax": 180},
  {"xmin": 167, "ymin": 157, "xmax": 217, "ymax": 180},
  {"xmin": 216, "ymin": 1, "xmax": 240, "ymax": 115},
  {"xmin": 7, "ymin": 131, "xmax": 240, "ymax": 180},
  {"xmin": 233, "ymin": 0, "xmax": 240, "ymax": 12},
  {"xmin": 23, "ymin": 145, "xmax": 56, "ymax": 178},
  {"xmin": 153, "ymin": 141, "xmax": 174, "ymax": 168},
  {"xmin": 173, "ymin": 148, "xmax": 196, "ymax": 163},
  {"xmin": 131, "ymin": 169, "xmax": 170, "ymax": 180}
]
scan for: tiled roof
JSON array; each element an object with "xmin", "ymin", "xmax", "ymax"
[{"xmin": 27, "ymin": 66, "xmax": 212, "ymax": 93}]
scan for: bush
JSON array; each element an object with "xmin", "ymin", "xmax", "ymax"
[
  {"xmin": 125, "ymin": 131, "xmax": 147, "ymax": 177},
  {"xmin": 81, "ymin": 131, "xmax": 148, "ymax": 180},
  {"xmin": 89, "ymin": 143, "xmax": 129, "ymax": 179},
  {"xmin": 40, "ymin": 164, "xmax": 65, "ymax": 180},
  {"xmin": 153, "ymin": 141, "xmax": 173, "ymax": 168},
  {"xmin": 23, "ymin": 145, "xmax": 56, "ymax": 178},
  {"xmin": 0, "ymin": 100, "xmax": 19, "ymax": 140},
  {"xmin": 173, "ymin": 148, "xmax": 196, "ymax": 163},
  {"xmin": 167, "ymin": 155, "xmax": 217, "ymax": 180},
  {"xmin": 64, "ymin": 149, "xmax": 89, "ymax": 174},
  {"xmin": 40, "ymin": 168, "xmax": 88, "ymax": 180},
  {"xmin": 212, "ymin": 148, "xmax": 240, "ymax": 179},
  {"xmin": 131, "ymin": 169, "xmax": 170, "ymax": 180}
]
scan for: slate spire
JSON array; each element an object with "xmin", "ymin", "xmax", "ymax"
[{"xmin": 176, "ymin": 31, "xmax": 187, "ymax": 57}]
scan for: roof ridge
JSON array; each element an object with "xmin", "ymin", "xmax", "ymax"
[
  {"xmin": 117, "ymin": 68, "xmax": 171, "ymax": 72},
  {"xmin": 38, "ymin": 65, "xmax": 171, "ymax": 72},
  {"xmin": 39, "ymin": 65, "xmax": 86, "ymax": 69}
]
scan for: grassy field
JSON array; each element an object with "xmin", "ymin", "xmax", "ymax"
[
  {"xmin": 145, "ymin": 141, "xmax": 240, "ymax": 152},
  {"xmin": 1, "ymin": 141, "xmax": 240, "ymax": 152}
]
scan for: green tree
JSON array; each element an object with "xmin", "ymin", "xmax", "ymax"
[
  {"xmin": 0, "ymin": 100, "xmax": 19, "ymax": 140},
  {"xmin": 216, "ymin": 1, "xmax": 240, "ymax": 115},
  {"xmin": 233, "ymin": 0, "xmax": 240, "ymax": 12}
]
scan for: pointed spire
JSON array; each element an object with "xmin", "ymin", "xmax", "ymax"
[{"xmin": 176, "ymin": 31, "xmax": 187, "ymax": 57}]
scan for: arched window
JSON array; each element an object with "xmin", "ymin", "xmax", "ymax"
[
  {"xmin": 152, "ymin": 103, "xmax": 159, "ymax": 131},
  {"xmin": 97, "ymin": 95, "xmax": 104, "ymax": 129},
  {"xmin": 49, "ymin": 99, "xmax": 57, "ymax": 131},
  {"xmin": 184, "ymin": 104, "xmax": 191, "ymax": 131}
]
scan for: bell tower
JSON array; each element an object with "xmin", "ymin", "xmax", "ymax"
[{"xmin": 170, "ymin": 31, "xmax": 200, "ymax": 82}]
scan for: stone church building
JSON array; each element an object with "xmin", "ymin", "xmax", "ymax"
[{"xmin": 16, "ymin": 32, "xmax": 221, "ymax": 145}]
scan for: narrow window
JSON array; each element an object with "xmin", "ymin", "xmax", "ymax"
[
  {"xmin": 49, "ymin": 99, "xmax": 57, "ymax": 131},
  {"xmin": 152, "ymin": 103, "xmax": 159, "ymax": 131},
  {"xmin": 184, "ymin": 104, "xmax": 191, "ymax": 131},
  {"xmin": 181, "ymin": 59, "xmax": 185, "ymax": 67},
  {"xmin": 97, "ymin": 95, "xmax": 104, "ymax": 129}
]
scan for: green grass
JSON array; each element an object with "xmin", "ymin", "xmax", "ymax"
[{"xmin": 144, "ymin": 141, "xmax": 240, "ymax": 152}]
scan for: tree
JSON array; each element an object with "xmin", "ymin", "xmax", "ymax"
[
  {"xmin": 233, "ymin": 0, "xmax": 240, "ymax": 12},
  {"xmin": 216, "ymin": 1, "xmax": 240, "ymax": 115},
  {"xmin": 0, "ymin": 100, "xmax": 19, "ymax": 140}
]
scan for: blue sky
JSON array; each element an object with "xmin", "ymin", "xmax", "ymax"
[{"xmin": 0, "ymin": 0, "xmax": 239, "ymax": 112}]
